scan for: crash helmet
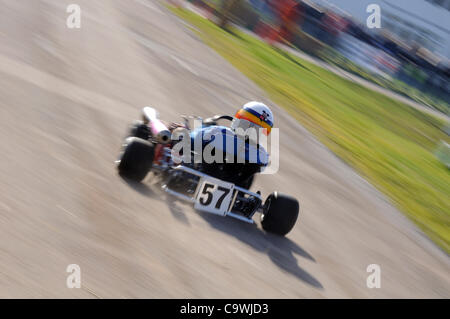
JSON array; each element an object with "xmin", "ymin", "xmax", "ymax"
[{"xmin": 231, "ymin": 101, "xmax": 274, "ymax": 137}]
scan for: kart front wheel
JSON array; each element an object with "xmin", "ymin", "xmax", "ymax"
[
  {"xmin": 261, "ymin": 192, "xmax": 299, "ymax": 236},
  {"xmin": 117, "ymin": 137, "xmax": 154, "ymax": 182}
]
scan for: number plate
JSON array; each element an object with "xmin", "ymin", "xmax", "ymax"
[{"xmin": 194, "ymin": 177, "xmax": 234, "ymax": 216}]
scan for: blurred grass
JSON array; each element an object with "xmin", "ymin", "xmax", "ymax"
[{"xmin": 171, "ymin": 7, "xmax": 450, "ymax": 253}]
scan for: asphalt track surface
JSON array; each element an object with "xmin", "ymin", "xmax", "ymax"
[{"xmin": 0, "ymin": 0, "xmax": 448, "ymax": 298}]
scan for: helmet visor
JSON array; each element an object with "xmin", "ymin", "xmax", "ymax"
[{"xmin": 231, "ymin": 118, "xmax": 271, "ymax": 136}]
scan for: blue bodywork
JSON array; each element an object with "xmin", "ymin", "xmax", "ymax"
[{"xmin": 190, "ymin": 125, "xmax": 269, "ymax": 166}]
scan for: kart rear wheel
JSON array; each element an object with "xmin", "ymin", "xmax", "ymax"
[
  {"xmin": 261, "ymin": 192, "xmax": 299, "ymax": 236},
  {"xmin": 117, "ymin": 137, "xmax": 154, "ymax": 182}
]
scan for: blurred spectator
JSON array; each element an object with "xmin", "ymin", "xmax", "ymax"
[
  {"xmin": 278, "ymin": 0, "xmax": 304, "ymax": 42},
  {"xmin": 218, "ymin": 0, "xmax": 242, "ymax": 28}
]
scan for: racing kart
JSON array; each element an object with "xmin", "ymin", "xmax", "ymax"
[{"xmin": 116, "ymin": 107, "xmax": 299, "ymax": 236}]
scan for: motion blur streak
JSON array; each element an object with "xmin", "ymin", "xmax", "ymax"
[{"xmin": 0, "ymin": 0, "xmax": 448, "ymax": 298}]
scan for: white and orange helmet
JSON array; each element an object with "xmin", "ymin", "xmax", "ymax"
[{"xmin": 231, "ymin": 101, "xmax": 274, "ymax": 136}]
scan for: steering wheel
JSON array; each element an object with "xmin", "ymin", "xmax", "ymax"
[{"xmin": 203, "ymin": 115, "xmax": 234, "ymax": 126}]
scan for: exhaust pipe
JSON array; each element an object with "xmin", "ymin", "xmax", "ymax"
[{"xmin": 142, "ymin": 107, "xmax": 171, "ymax": 144}]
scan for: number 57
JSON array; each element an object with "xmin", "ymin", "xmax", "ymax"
[{"xmin": 198, "ymin": 182, "xmax": 231, "ymax": 209}]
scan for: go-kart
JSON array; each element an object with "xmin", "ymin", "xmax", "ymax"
[{"xmin": 116, "ymin": 107, "xmax": 299, "ymax": 236}]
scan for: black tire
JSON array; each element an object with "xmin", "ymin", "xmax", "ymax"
[
  {"xmin": 261, "ymin": 192, "xmax": 299, "ymax": 236},
  {"xmin": 128, "ymin": 120, "xmax": 151, "ymax": 140},
  {"xmin": 117, "ymin": 137, "xmax": 154, "ymax": 182}
]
